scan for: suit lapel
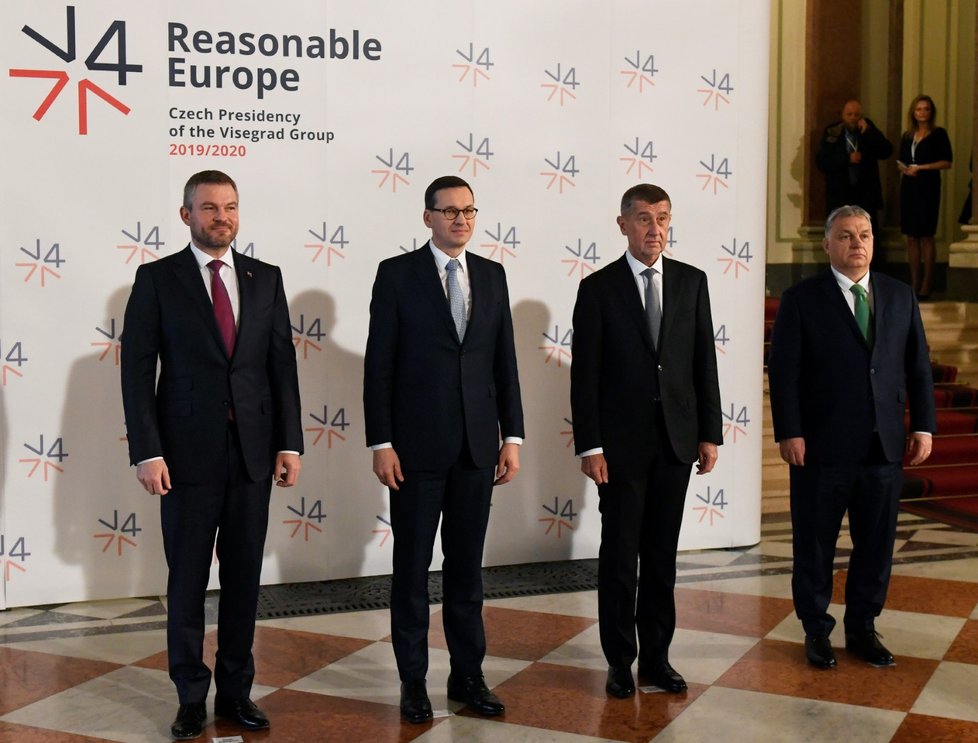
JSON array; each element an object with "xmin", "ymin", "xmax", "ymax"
[
  {"xmin": 818, "ymin": 269, "xmax": 868, "ymax": 347},
  {"xmin": 659, "ymin": 257, "xmax": 680, "ymax": 352},
  {"xmin": 171, "ymin": 245, "xmax": 232, "ymax": 359},
  {"xmin": 614, "ymin": 255, "xmax": 656, "ymax": 353},
  {"xmin": 233, "ymin": 254, "xmax": 256, "ymax": 360},
  {"xmin": 465, "ymin": 254, "xmax": 489, "ymax": 342},
  {"xmin": 412, "ymin": 242, "xmax": 460, "ymax": 343},
  {"xmin": 868, "ymin": 273, "xmax": 889, "ymax": 354}
]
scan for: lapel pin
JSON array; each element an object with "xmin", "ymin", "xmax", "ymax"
[{"xmin": 246, "ymin": 271, "xmax": 253, "ymax": 278}]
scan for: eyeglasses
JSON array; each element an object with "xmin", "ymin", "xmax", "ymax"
[{"xmin": 429, "ymin": 207, "xmax": 478, "ymax": 220}]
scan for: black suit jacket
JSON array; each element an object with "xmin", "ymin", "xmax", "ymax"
[
  {"xmin": 767, "ymin": 269, "xmax": 935, "ymax": 464},
  {"xmin": 121, "ymin": 246, "xmax": 303, "ymax": 484},
  {"xmin": 363, "ymin": 243, "xmax": 524, "ymax": 470},
  {"xmin": 570, "ymin": 255, "xmax": 722, "ymax": 466},
  {"xmin": 815, "ymin": 118, "xmax": 893, "ymax": 213}
]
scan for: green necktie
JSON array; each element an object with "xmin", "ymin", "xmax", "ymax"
[{"xmin": 850, "ymin": 284, "xmax": 872, "ymax": 346}]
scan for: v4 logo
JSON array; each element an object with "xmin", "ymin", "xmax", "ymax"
[{"xmin": 9, "ymin": 6, "xmax": 142, "ymax": 134}]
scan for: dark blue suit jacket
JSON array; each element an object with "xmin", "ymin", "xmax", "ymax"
[
  {"xmin": 768, "ymin": 269, "xmax": 935, "ymax": 464},
  {"xmin": 570, "ymin": 255, "xmax": 722, "ymax": 466},
  {"xmin": 363, "ymin": 243, "xmax": 524, "ymax": 470},
  {"xmin": 121, "ymin": 246, "xmax": 303, "ymax": 484}
]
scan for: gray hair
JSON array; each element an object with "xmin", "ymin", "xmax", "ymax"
[{"xmin": 825, "ymin": 205, "xmax": 872, "ymax": 237}]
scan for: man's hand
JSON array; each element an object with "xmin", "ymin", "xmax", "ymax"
[
  {"xmin": 136, "ymin": 459, "xmax": 171, "ymax": 495},
  {"xmin": 494, "ymin": 442, "xmax": 520, "ymax": 485},
  {"xmin": 779, "ymin": 437, "xmax": 806, "ymax": 467},
  {"xmin": 581, "ymin": 453, "xmax": 609, "ymax": 485},
  {"xmin": 857, "ymin": 118, "xmax": 869, "ymax": 133},
  {"xmin": 373, "ymin": 448, "xmax": 404, "ymax": 490},
  {"xmin": 274, "ymin": 452, "xmax": 301, "ymax": 487},
  {"xmin": 906, "ymin": 433, "xmax": 932, "ymax": 466},
  {"xmin": 696, "ymin": 442, "xmax": 718, "ymax": 474},
  {"xmin": 849, "ymin": 151, "xmax": 863, "ymax": 164}
]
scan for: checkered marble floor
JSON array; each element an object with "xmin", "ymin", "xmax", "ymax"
[{"xmin": 1, "ymin": 512, "xmax": 977, "ymax": 742}]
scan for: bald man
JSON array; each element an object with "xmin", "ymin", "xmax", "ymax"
[{"xmin": 816, "ymin": 100, "xmax": 893, "ymax": 265}]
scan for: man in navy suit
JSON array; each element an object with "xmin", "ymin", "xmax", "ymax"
[
  {"xmin": 571, "ymin": 183, "xmax": 722, "ymax": 698},
  {"xmin": 121, "ymin": 170, "xmax": 303, "ymax": 739},
  {"xmin": 768, "ymin": 205, "xmax": 935, "ymax": 670},
  {"xmin": 363, "ymin": 175, "xmax": 524, "ymax": 723}
]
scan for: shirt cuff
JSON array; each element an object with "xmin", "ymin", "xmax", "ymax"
[
  {"xmin": 503, "ymin": 437, "xmax": 523, "ymax": 445},
  {"xmin": 577, "ymin": 447, "xmax": 603, "ymax": 458},
  {"xmin": 370, "ymin": 442, "xmax": 393, "ymax": 451}
]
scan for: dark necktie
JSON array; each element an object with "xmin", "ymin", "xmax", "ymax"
[
  {"xmin": 851, "ymin": 284, "xmax": 873, "ymax": 347},
  {"xmin": 208, "ymin": 259, "xmax": 236, "ymax": 356},
  {"xmin": 447, "ymin": 258, "xmax": 466, "ymax": 341},
  {"xmin": 642, "ymin": 268, "xmax": 661, "ymax": 350}
]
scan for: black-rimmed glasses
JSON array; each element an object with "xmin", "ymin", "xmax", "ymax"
[{"xmin": 429, "ymin": 207, "xmax": 478, "ymax": 220}]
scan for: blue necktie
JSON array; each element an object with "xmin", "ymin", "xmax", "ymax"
[{"xmin": 447, "ymin": 258, "xmax": 466, "ymax": 341}]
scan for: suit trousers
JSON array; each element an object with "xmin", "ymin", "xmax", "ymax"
[
  {"xmin": 160, "ymin": 422, "xmax": 272, "ymax": 703},
  {"xmin": 388, "ymin": 452, "xmax": 495, "ymax": 681},
  {"xmin": 597, "ymin": 407, "xmax": 693, "ymax": 668},
  {"xmin": 789, "ymin": 442, "xmax": 903, "ymax": 638}
]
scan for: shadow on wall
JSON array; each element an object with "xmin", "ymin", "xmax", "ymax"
[
  {"xmin": 55, "ymin": 286, "xmax": 166, "ymax": 603},
  {"xmin": 267, "ymin": 289, "xmax": 381, "ymax": 584},
  {"xmin": 482, "ymin": 299, "xmax": 590, "ymax": 566}
]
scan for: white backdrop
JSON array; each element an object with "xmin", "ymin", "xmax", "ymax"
[{"xmin": 0, "ymin": 1, "xmax": 769, "ymax": 609}]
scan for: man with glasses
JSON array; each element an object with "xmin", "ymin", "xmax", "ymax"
[{"xmin": 364, "ymin": 175, "xmax": 524, "ymax": 723}]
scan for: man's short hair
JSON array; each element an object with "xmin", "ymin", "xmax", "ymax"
[
  {"xmin": 620, "ymin": 184, "xmax": 671, "ymax": 214},
  {"xmin": 825, "ymin": 205, "xmax": 873, "ymax": 237},
  {"xmin": 424, "ymin": 176, "xmax": 473, "ymax": 210},
  {"xmin": 183, "ymin": 170, "xmax": 238, "ymax": 210}
]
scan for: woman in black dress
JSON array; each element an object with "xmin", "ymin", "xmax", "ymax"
[{"xmin": 899, "ymin": 94, "xmax": 953, "ymax": 298}]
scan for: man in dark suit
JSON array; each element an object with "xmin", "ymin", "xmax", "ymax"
[
  {"xmin": 121, "ymin": 170, "xmax": 303, "ymax": 739},
  {"xmin": 816, "ymin": 100, "xmax": 893, "ymax": 266},
  {"xmin": 363, "ymin": 175, "xmax": 524, "ymax": 723},
  {"xmin": 570, "ymin": 183, "xmax": 722, "ymax": 698},
  {"xmin": 768, "ymin": 205, "xmax": 935, "ymax": 670}
]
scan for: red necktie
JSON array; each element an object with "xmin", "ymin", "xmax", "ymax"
[{"xmin": 207, "ymin": 260, "xmax": 236, "ymax": 356}]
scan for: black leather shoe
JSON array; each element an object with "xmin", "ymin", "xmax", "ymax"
[
  {"xmin": 213, "ymin": 697, "xmax": 269, "ymax": 730},
  {"xmin": 805, "ymin": 635, "xmax": 837, "ymax": 669},
  {"xmin": 399, "ymin": 680, "xmax": 433, "ymax": 724},
  {"xmin": 638, "ymin": 661, "xmax": 687, "ymax": 693},
  {"xmin": 845, "ymin": 631, "xmax": 895, "ymax": 667},
  {"xmin": 605, "ymin": 666, "xmax": 635, "ymax": 698},
  {"xmin": 447, "ymin": 673, "xmax": 505, "ymax": 716},
  {"xmin": 170, "ymin": 702, "xmax": 206, "ymax": 740}
]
